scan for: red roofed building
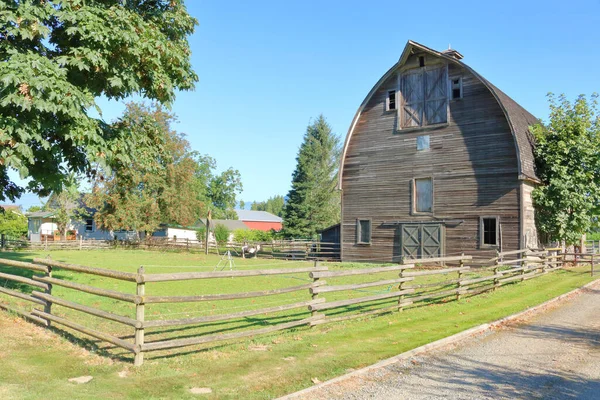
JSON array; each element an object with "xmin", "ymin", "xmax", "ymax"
[{"xmin": 235, "ymin": 210, "xmax": 283, "ymax": 232}]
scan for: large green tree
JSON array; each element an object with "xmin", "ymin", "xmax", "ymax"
[
  {"xmin": 251, "ymin": 195, "xmax": 285, "ymax": 217},
  {"xmin": 282, "ymin": 115, "xmax": 340, "ymax": 238},
  {"xmin": 87, "ymin": 102, "xmax": 205, "ymax": 233},
  {"xmin": 0, "ymin": 1, "xmax": 197, "ymax": 202},
  {"xmin": 88, "ymin": 102, "xmax": 243, "ymax": 233},
  {"xmin": 532, "ymin": 93, "xmax": 600, "ymax": 245}
]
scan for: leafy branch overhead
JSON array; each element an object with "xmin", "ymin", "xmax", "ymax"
[
  {"xmin": 0, "ymin": 0, "xmax": 198, "ymax": 202},
  {"xmin": 532, "ymin": 93, "xmax": 600, "ymax": 245}
]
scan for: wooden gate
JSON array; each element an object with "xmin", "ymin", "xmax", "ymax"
[{"xmin": 400, "ymin": 223, "xmax": 444, "ymax": 260}]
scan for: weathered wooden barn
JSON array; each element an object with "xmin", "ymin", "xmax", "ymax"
[{"xmin": 339, "ymin": 41, "xmax": 540, "ymax": 262}]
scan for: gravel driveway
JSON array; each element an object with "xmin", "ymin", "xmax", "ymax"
[{"xmin": 292, "ymin": 281, "xmax": 600, "ymax": 400}]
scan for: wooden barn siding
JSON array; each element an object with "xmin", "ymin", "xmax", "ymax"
[{"xmin": 342, "ymin": 59, "xmax": 521, "ymax": 262}]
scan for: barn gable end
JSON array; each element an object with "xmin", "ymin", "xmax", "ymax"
[{"xmin": 339, "ymin": 41, "xmax": 539, "ymax": 261}]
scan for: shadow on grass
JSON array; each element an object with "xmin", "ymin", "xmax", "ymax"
[{"xmin": 142, "ymin": 309, "xmax": 311, "ymax": 338}]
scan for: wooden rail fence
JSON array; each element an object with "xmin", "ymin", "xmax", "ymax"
[
  {"xmin": 0, "ymin": 248, "xmax": 589, "ymax": 366},
  {"xmin": 0, "ymin": 237, "xmax": 341, "ymax": 260}
]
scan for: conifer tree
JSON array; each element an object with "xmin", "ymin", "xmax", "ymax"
[{"xmin": 282, "ymin": 115, "xmax": 340, "ymax": 238}]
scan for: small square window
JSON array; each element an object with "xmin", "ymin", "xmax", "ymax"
[
  {"xmin": 481, "ymin": 217, "xmax": 498, "ymax": 247},
  {"xmin": 356, "ymin": 219, "xmax": 371, "ymax": 244},
  {"xmin": 451, "ymin": 77, "xmax": 462, "ymax": 99},
  {"xmin": 386, "ymin": 90, "xmax": 396, "ymax": 111},
  {"xmin": 416, "ymin": 135, "xmax": 430, "ymax": 151},
  {"xmin": 85, "ymin": 219, "xmax": 94, "ymax": 232},
  {"xmin": 418, "ymin": 56, "xmax": 425, "ymax": 67}
]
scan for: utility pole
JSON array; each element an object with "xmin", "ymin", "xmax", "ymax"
[{"xmin": 205, "ymin": 210, "xmax": 211, "ymax": 255}]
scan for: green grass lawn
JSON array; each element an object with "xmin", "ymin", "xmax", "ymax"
[{"xmin": 0, "ymin": 249, "xmax": 597, "ymax": 399}]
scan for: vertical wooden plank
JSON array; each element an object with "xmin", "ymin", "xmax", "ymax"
[{"xmin": 134, "ymin": 266, "xmax": 145, "ymax": 367}]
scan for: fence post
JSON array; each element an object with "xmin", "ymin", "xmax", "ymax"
[
  {"xmin": 591, "ymin": 254, "xmax": 595, "ymax": 277},
  {"xmin": 43, "ymin": 265, "xmax": 53, "ymax": 326},
  {"xmin": 398, "ymin": 267, "xmax": 406, "ymax": 312},
  {"xmin": 541, "ymin": 250, "xmax": 548, "ymax": 274},
  {"xmin": 456, "ymin": 253, "xmax": 464, "ymax": 301},
  {"xmin": 521, "ymin": 254, "xmax": 527, "ymax": 282},
  {"xmin": 134, "ymin": 266, "xmax": 145, "ymax": 366},
  {"xmin": 310, "ymin": 260, "xmax": 320, "ymax": 318},
  {"xmin": 493, "ymin": 250, "xmax": 500, "ymax": 291},
  {"xmin": 1, "ymin": 233, "xmax": 5, "ymax": 250}
]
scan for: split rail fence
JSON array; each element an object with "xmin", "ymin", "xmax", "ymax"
[
  {"xmin": 0, "ymin": 236, "xmax": 341, "ymax": 260},
  {"xmin": 0, "ymin": 249, "xmax": 592, "ymax": 366}
]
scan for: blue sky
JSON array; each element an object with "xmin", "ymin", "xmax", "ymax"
[{"xmin": 7, "ymin": 0, "xmax": 600, "ymax": 210}]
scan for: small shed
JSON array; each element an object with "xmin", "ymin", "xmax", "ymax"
[
  {"xmin": 27, "ymin": 211, "xmax": 57, "ymax": 242},
  {"xmin": 319, "ymin": 223, "xmax": 341, "ymax": 245}
]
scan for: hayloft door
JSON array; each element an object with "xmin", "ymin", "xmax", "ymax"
[{"xmin": 400, "ymin": 223, "xmax": 443, "ymax": 260}]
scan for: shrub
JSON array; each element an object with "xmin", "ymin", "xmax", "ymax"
[
  {"xmin": 0, "ymin": 210, "xmax": 27, "ymax": 238},
  {"xmin": 233, "ymin": 229, "xmax": 251, "ymax": 243},
  {"xmin": 213, "ymin": 224, "xmax": 230, "ymax": 245},
  {"xmin": 232, "ymin": 229, "xmax": 274, "ymax": 243}
]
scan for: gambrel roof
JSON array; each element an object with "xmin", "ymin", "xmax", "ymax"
[{"xmin": 339, "ymin": 40, "xmax": 539, "ymax": 189}]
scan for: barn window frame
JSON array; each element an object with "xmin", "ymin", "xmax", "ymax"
[
  {"xmin": 450, "ymin": 76, "xmax": 463, "ymax": 100},
  {"xmin": 356, "ymin": 219, "xmax": 372, "ymax": 245},
  {"xmin": 386, "ymin": 90, "xmax": 397, "ymax": 111},
  {"xmin": 411, "ymin": 177, "xmax": 434, "ymax": 215},
  {"xmin": 397, "ymin": 64, "xmax": 450, "ymax": 131},
  {"xmin": 480, "ymin": 216, "xmax": 499, "ymax": 248}
]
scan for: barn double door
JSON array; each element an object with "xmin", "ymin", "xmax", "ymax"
[{"xmin": 400, "ymin": 223, "xmax": 444, "ymax": 260}]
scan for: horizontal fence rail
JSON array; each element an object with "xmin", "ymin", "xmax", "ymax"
[{"xmin": 0, "ymin": 248, "xmax": 595, "ymax": 366}]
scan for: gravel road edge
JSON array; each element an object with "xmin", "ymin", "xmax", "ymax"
[{"xmin": 278, "ymin": 277, "xmax": 600, "ymax": 400}]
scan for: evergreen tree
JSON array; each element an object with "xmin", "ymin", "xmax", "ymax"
[
  {"xmin": 532, "ymin": 93, "xmax": 600, "ymax": 244},
  {"xmin": 251, "ymin": 195, "xmax": 285, "ymax": 217},
  {"xmin": 282, "ymin": 115, "xmax": 340, "ymax": 238}
]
